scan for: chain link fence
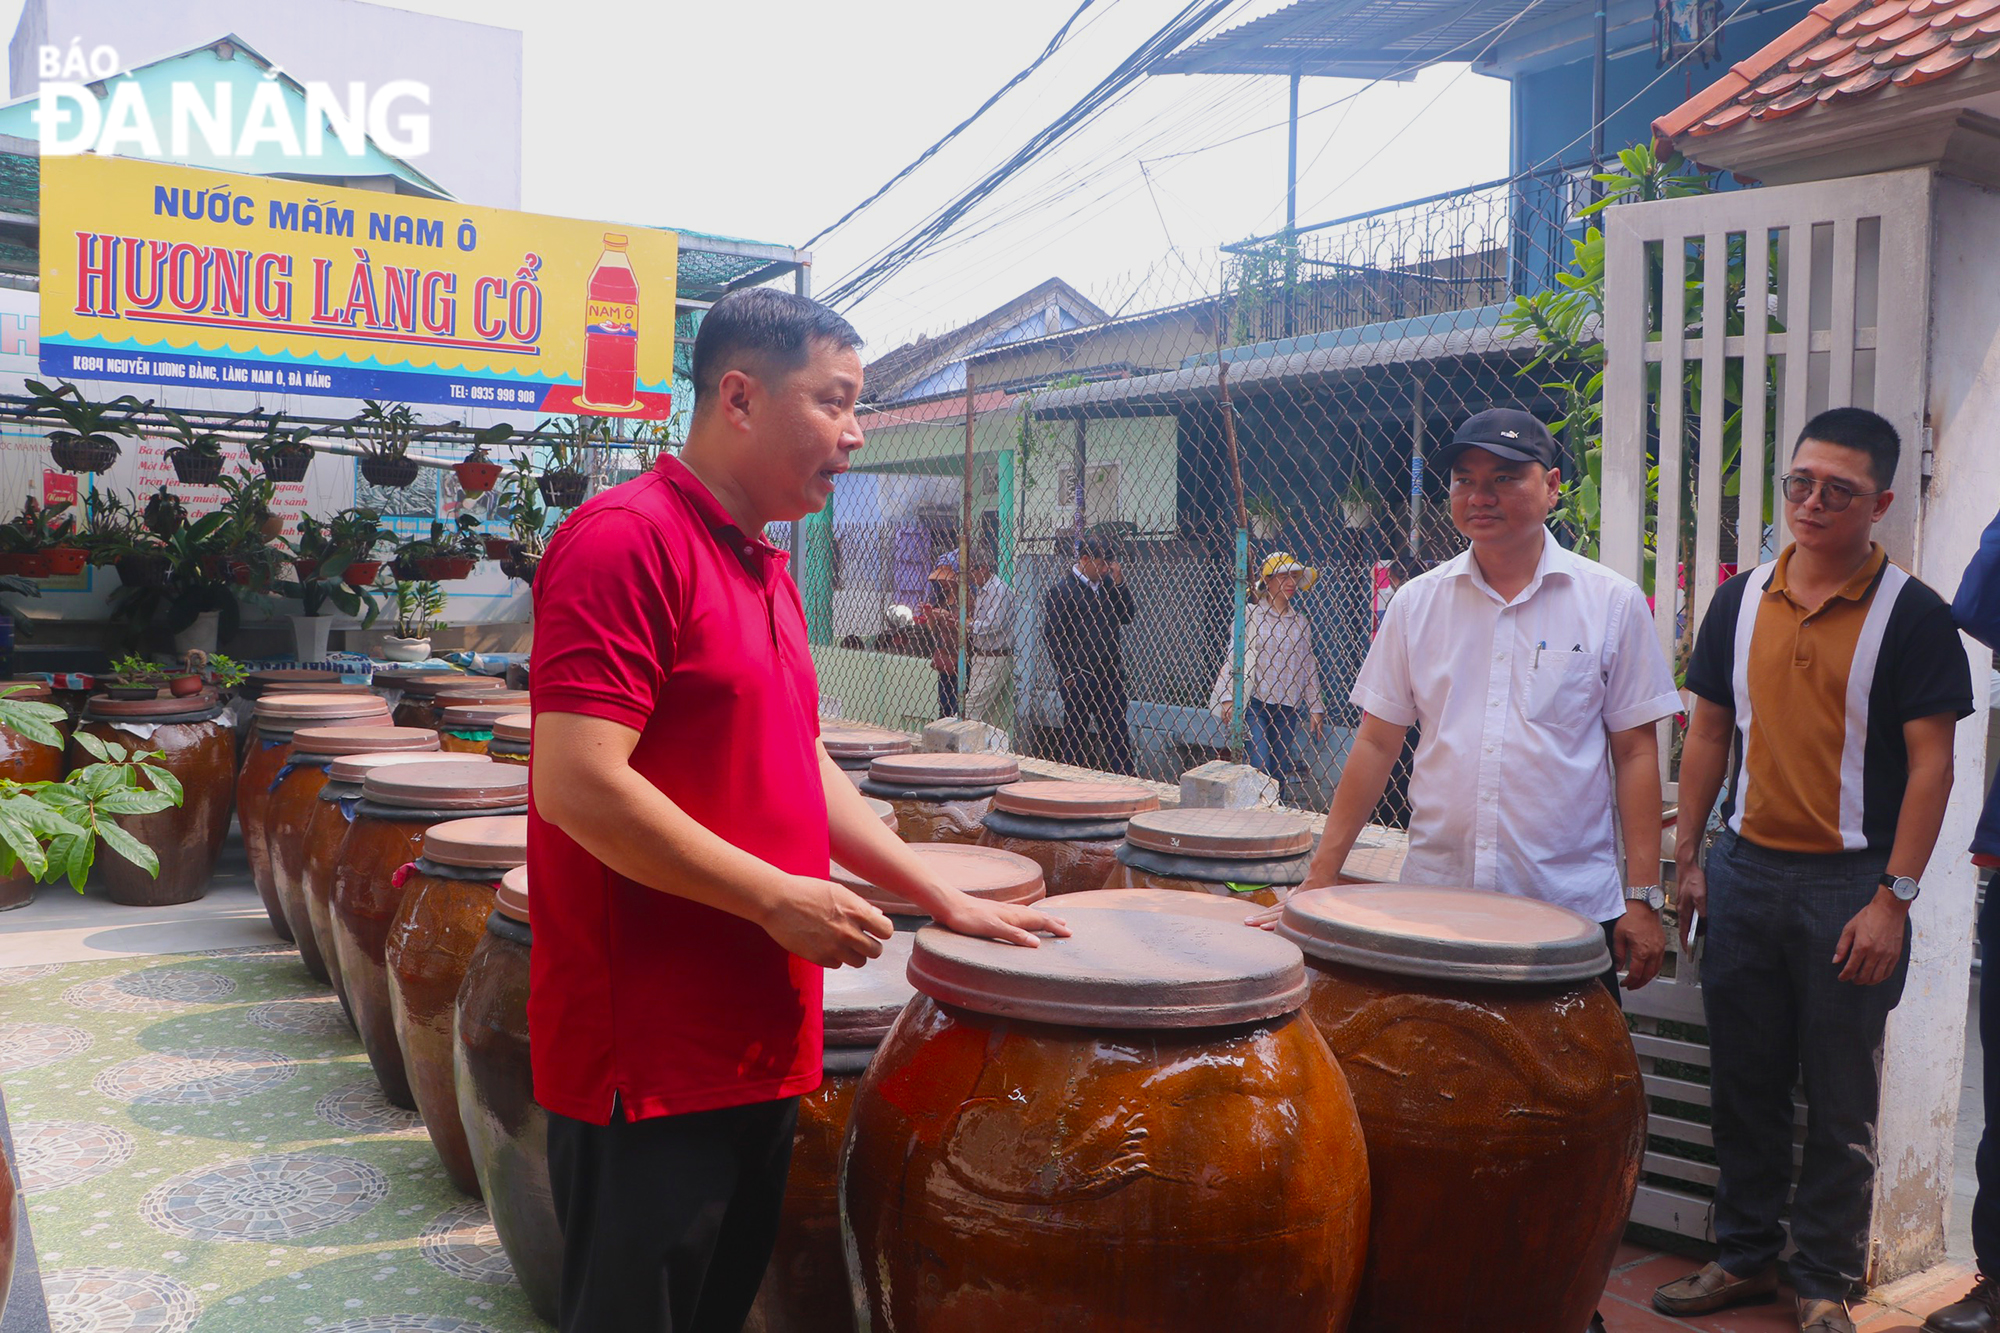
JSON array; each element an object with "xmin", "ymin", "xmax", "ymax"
[{"xmin": 800, "ymin": 163, "xmax": 1596, "ymax": 822}]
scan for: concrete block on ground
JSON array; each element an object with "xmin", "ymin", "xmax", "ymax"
[
  {"xmin": 921, "ymin": 718, "xmax": 1009, "ymax": 754},
  {"xmin": 1178, "ymin": 761, "xmax": 1277, "ymax": 809}
]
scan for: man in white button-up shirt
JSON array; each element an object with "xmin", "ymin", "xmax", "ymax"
[{"xmin": 1292, "ymin": 409, "xmax": 1683, "ymax": 990}]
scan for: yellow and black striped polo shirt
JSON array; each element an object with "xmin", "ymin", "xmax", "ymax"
[{"xmin": 1684, "ymin": 543, "xmax": 1972, "ymax": 854}]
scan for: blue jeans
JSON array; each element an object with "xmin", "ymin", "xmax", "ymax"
[{"xmin": 1245, "ymin": 699, "xmax": 1305, "ymax": 797}]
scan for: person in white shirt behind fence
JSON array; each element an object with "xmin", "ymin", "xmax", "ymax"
[{"xmin": 1210, "ymin": 552, "xmax": 1326, "ymax": 801}]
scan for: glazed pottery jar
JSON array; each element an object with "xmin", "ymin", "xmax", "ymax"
[
  {"xmin": 268, "ymin": 726, "xmax": 439, "ymax": 981},
  {"xmin": 979, "ymin": 781, "xmax": 1159, "ymax": 898},
  {"xmin": 71, "ymin": 693, "xmax": 237, "ymax": 906},
  {"xmin": 457, "ymin": 866, "xmax": 561, "ymax": 1323},
  {"xmin": 386, "ymin": 814, "xmax": 528, "ymax": 1197},
  {"xmin": 239, "ymin": 692, "xmax": 391, "ymax": 937},
  {"xmin": 1279, "ymin": 884, "xmax": 1646, "ymax": 1333},
  {"xmin": 304, "ymin": 752, "xmax": 456, "ymax": 1011},
  {"xmin": 435, "ymin": 700, "xmax": 530, "ymax": 755},
  {"xmin": 746, "ymin": 932, "xmax": 916, "ymax": 1333},
  {"xmin": 831, "ymin": 843, "xmax": 1043, "ymax": 931},
  {"xmin": 330, "ymin": 758, "xmax": 525, "ymax": 1107},
  {"xmin": 1104, "ymin": 808, "xmax": 1315, "ymax": 909},
  {"xmin": 843, "ymin": 906, "xmax": 1371, "ymax": 1331},
  {"xmin": 0, "ymin": 1125, "xmax": 13, "ymax": 1323},
  {"xmin": 821, "ymin": 723, "xmax": 912, "ymax": 789},
  {"xmin": 389, "ymin": 674, "xmax": 507, "ymax": 730},
  {"xmin": 487, "ymin": 713, "xmax": 531, "ymax": 766},
  {"xmin": 861, "ymin": 751, "xmax": 1019, "ymax": 844},
  {"xmin": 862, "ymin": 795, "xmax": 896, "ymax": 833},
  {"xmin": 0, "ymin": 682, "xmax": 64, "ymax": 910}
]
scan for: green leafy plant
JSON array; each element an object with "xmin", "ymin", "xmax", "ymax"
[
  {"xmin": 159, "ymin": 407, "xmax": 242, "ymax": 479},
  {"xmin": 108, "ymin": 654, "xmax": 174, "ymax": 686},
  {"xmin": 244, "ymin": 411, "xmax": 315, "ymax": 480},
  {"xmin": 0, "ymin": 685, "xmax": 182, "ymax": 889},
  {"xmin": 76, "ymin": 492, "xmax": 144, "ymax": 567},
  {"xmin": 277, "ymin": 513, "xmax": 382, "ymax": 625},
  {"xmin": 0, "ymin": 497, "xmax": 78, "ymax": 554},
  {"xmin": 143, "ymin": 485, "xmax": 186, "ymax": 537},
  {"xmin": 348, "ymin": 400, "xmax": 420, "ymax": 460},
  {"xmin": 391, "ymin": 580, "xmax": 447, "ymax": 640},
  {"xmin": 199, "ymin": 652, "xmax": 248, "ymax": 688},
  {"xmin": 105, "ymin": 511, "xmax": 244, "ymax": 650}
]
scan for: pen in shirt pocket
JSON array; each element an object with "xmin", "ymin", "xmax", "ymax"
[{"xmin": 1535, "ymin": 640, "xmax": 1546, "ymax": 666}]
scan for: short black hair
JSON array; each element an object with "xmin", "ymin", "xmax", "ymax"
[
  {"xmin": 1795, "ymin": 407, "xmax": 1900, "ymax": 488},
  {"xmin": 1076, "ymin": 534, "xmax": 1117, "ymax": 559},
  {"xmin": 691, "ymin": 288, "xmax": 863, "ymax": 406}
]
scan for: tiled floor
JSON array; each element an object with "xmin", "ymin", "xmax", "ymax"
[{"xmin": 1601, "ymin": 1243, "xmax": 1980, "ymax": 1331}]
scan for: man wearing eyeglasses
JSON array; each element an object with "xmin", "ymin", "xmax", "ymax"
[{"xmin": 1654, "ymin": 408, "xmax": 1971, "ymax": 1333}]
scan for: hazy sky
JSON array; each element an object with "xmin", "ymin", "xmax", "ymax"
[{"xmin": 12, "ymin": 0, "xmax": 1514, "ymax": 355}]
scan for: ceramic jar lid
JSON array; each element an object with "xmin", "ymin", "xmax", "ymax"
[
  {"xmin": 1125, "ymin": 808, "xmax": 1313, "ymax": 860},
  {"xmin": 821, "ymin": 725, "xmax": 913, "ymax": 760},
  {"xmin": 1278, "ymin": 884, "xmax": 1611, "ymax": 985},
  {"xmin": 435, "ymin": 688, "xmax": 532, "ymax": 709},
  {"xmin": 994, "ymin": 781, "xmax": 1160, "ymax": 820},
  {"xmin": 1053, "ymin": 887, "xmax": 1262, "ymax": 925},
  {"xmin": 439, "ymin": 703, "xmax": 526, "ymax": 730},
  {"xmin": 254, "ymin": 693, "xmax": 392, "ymax": 722},
  {"xmin": 84, "ymin": 692, "xmax": 225, "ymax": 720},
  {"xmin": 291, "ymin": 725, "xmax": 440, "ymax": 756},
  {"xmin": 491, "ymin": 714, "xmax": 531, "ymax": 744},
  {"xmin": 863, "ymin": 796, "xmax": 896, "ymax": 827},
  {"xmin": 831, "ymin": 844, "xmax": 1044, "ymax": 916},
  {"xmin": 328, "ymin": 751, "xmax": 460, "ymax": 784},
  {"xmin": 248, "ymin": 669, "xmax": 370, "ymax": 694},
  {"xmin": 909, "ymin": 904, "xmax": 1306, "ymax": 1029},
  {"xmin": 398, "ymin": 675, "xmax": 507, "ymax": 698},
  {"xmin": 867, "ymin": 752, "xmax": 1019, "ymax": 788},
  {"xmin": 497, "ymin": 865, "xmax": 530, "ymax": 923},
  {"xmin": 824, "ymin": 931, "xmax": 917, "ymax": 1047},
  {"xmin": 361, "ymin": 758, "xmax": 524, "ymax": 810},
  {"xmin": 422, "ymin": 814, "xmax": 528, "ymax": 870},
  {"xmin": 369, "ymin": 667, "xmax": 454, "ymax": 685}
]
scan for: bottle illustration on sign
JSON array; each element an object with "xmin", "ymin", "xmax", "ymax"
[{"xmin": 577, "ymin": 232, "xmax": 641, "ymax": 412}]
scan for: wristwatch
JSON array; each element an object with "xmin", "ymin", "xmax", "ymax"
[
  {"xmin": 1880, "ymin": 873, "xmax": 1921, "ymax": 903},
  {"xmin": 1624, "ymin": 883, "xmax": 1665, "ymax": 911}
]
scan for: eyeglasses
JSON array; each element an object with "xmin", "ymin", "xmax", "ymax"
[{"xmin": 1778, "ymin": 473, "xmax": 1880, "ymax": 512}]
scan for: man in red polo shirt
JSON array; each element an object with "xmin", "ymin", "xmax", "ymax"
[{"xmin": 528, "ymin": 287, "xmax": 1066, "ymax": 1333}]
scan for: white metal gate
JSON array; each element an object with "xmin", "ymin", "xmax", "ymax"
[{"xmin": 1599, "ymin": 168, "xmax": 1936, "ymax": 1243}]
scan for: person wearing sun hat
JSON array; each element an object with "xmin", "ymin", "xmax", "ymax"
[{"xmin": 1209, "ymin": 550, "xmax": 1325, "ymax": 800}]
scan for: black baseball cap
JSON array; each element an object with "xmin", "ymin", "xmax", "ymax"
[{"xmin": 1433, "ymin": 408, "xmax": 1562, "ymax": 471}]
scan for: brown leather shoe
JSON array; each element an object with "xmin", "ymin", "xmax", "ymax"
[
  {"xmin": 1927, "ymin": 1275, "xmax": 2000, "ymax": 1332},
  {"xmin": 1799, "ymin": 1296, "xmax": 1855, "ymax": 1331},
  {"xmin": 1653, "ymin": 1261, "xmax": 1781, "ymax": 1315}
]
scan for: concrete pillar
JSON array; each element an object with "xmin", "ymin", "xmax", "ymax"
[
  {"xmin": 920, "ymin": 718, "xmax": 1007, "ymax": 754},
  {"xmin": 1178, "ymin": 761, "xmax": 1277, "ymax": 810}
]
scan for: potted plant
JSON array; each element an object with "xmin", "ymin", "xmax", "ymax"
[
  {"xmin": 498, "ymin": 457, "xmax": 550, "ymax": 583},
  {"xmin": 106, "ymin": 654, "xmax": 204, "ymax": 698},
  {"xmin": 449, "ymin": 423, "xmax": 516, "ymax": 496},
  {"xmin": 392, "ymin": 516, "xmax": 483, "ymax": 582},
  {"xmin": 324, "ymin": 507, "xmax": 388, "ymax": 588},
  {"xmin": 1340, "ymin": 474, "xmax": 1378, "ymax": 530},
  {"xmin": 26, "ymin": 379, "xmax": 147, "ymax": 474},
  {"xmin": 106, "ymin": 511, "xmax": 242, "ymax": 654},
  {"xmin": 214, "ymin": 469, "xmax": 283, "ymax": 539},
  {"xmin": 0, "ymin": 498, "xmax": 82, "ymax": 578},
  {"xmin": 159, "ymin": 407, "xmax": 241, "ymax": 485},
  {"xmin": 383, "ymin": 579, "xmax": 446, "ymax": 661},
  {"xmin": 527, "ymin": 415, "xmax": 606, "ymax": 508},
  {"xmin": 245, "ymin": 412, "xmax": 315, "ymax": 484},
  {"xmin": 76, "ymin": 492, "xmax": 137, "ymax": 567},
  {"xmin": 143, "ymin": 485, "xmax": 186, "ymax": 538},
  {"xmin": 1246, "ymin": 492, "xmax": 1289, "ymax": 543},
  {"xmin": 347, "ymin": 400, "xmax": 425, "ymax": 488},
  {"xmin": 278, "ymin": 517, "xmax": 383, "ymax": 661}
]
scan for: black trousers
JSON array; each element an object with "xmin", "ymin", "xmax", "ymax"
[
  {"xmin": 547, "ymin": 1095, "xmax": 800, "ymax": 1333},
  {"xmin": 1058, "ymin": 671, "xmax": 1133, "ymax": 775},
  {"xmin": 1972, "ymin": 874, "xmax": 2000, "ymax": 1275}
]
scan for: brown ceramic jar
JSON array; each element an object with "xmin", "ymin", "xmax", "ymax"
[
  {"xmin": 863, "ymin": 795, "xmax": 897, "ymax": 833},
  {"xmin": 487, "ymin": 713, "xmax": 531, "ymax": 766},
  {"xmin": 388, "ymin": 673, "xmax": 507, "ymax": 730},
  {"xmin": 979, "ymin": 781, "xmax": 1160, "ymax": 898},
  {"xmin": 831, "ymin": 842, "xmax": 1044, "ymax": 931},
  {"xmin": 0, "ymin": 1126, "xmax": 13, "ymax": 1324},
  {"xmin": 1103, "ymin": 808, "xmax": 1315, "ymax": 910},
  {"xmin": 269, "ymin": 726, "xmax": 440, "ymax": 982},
  {"xmin": 305, "ymin": 752, "xmax": 456, "ymax": 1012},
  {"xmin": 843, "ymin": 906, "xmax": 1371, "ymax": 1331},
  {"xmin": 386, "ymin": 814, "xmax": 528, "ymax": 1197},
  {"xmin": 435, "ymin": 699, "xmax": 530, "ymax": 755},
  {"xmin": 822, "ymin": 724, "xmax": 912, "ymax": 790},
  {"xmin": 330, "ymin": 758, "xmax": 526, "ymax": 1107},
  {"xmin": 1279, "ymin": 884, "xmax": 1647, "ymax": 1333},
  {"xmin": 457, "ymin": 866, "xmax": 560, "ymax": 1324},
  {"xmin": 861, "ymin": 751, "xmax": 1019, "ymax": 844},
  {"xmin": 239, "ymin": 692, "xmax": 391, "ymax": 938},
  {"xmin": 746, "ymin": 932, "xmax": 917, "ymax": 1333},
  {"xmin": 0, "ymin": 682, "xmax": 64, "ymax": 911},
  {"xmin": 71, "ymin": 694, "xmax": 237, "ymax": 906}
]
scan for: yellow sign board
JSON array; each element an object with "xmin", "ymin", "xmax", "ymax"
[{"xmin": 38, "ymin": 155, "xmax": 679, "ymax": 417}]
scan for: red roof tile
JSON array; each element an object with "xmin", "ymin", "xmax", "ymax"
[{"xmin": 1657, "ymin": 0, "xmax": 2000, "ymax": 150}]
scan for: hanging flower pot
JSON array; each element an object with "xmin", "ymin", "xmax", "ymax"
[
  {"xmin": 144, "ymin": 489, "xmax": 186, "ymax": 537},
  {"xmin": 455, "ymin": 455, "xmax": 502, "ymax": 495},
  {"xmin": 115, "ymin": 554, "xmax": 170, "ymax": 588},
  {"xmin": 416, "ymin": 556, "xmax": 477, "ymax": 582},
  {"xmin": 390, "ymin": 556, "xmax": 421, "ymax": 581},
  {"xmin": 43, "ymin": 547, "xmax": 87, "ymax": 577},
  {"xmin": 342, "ymin": 560, "xmax": 384, "ymax": 589},
  {"xmin": 538, "ymin": 469, "xmax": 588, "ymax": 508},
  {"xmin": 483, "ymin": 535, "xmax": 515, "ymax": 561},
  {"xmin": 227, "ymin": 559, "xmax": 255, "ymax": 586},
  {"xmin": 359, "ymin": 455, "xmax": 422, "ymax": 488},
  {"xmin": 260, "ymin": 447, "xmax": 313, "ymax": 484},
  {"xmin": 167, "ymin": 673, "xmax": 205, "ymax": 697},
  {"xmin": 168, "ymin": 449, "xmax": 226, "ymax": 485},
  {"xmin": 48, "ymin": 431, "xmax": 120, "ymax": 474},
  {"xmin": 500, "ymin": 558, "xmax": 538, "ymax": 586}
]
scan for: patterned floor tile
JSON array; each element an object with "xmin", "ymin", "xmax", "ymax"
[
  {"xmin": 419, "ymin": 1203, "xmax": 515, "ymax": 1286},
  {"xmin": 0, "ymin": 1019, "xmax": 93, "ymax": 1074},
  {"xmin": 94, "ymin": 1048, "xmax": 296, "ymax": 1105},
  {"xmin": 39, "ymin": 1265, "xmax": 202, "ymax": 1332},
  {"xmin": 14, "ymin": 1120, "xmax": 138, "ymax": 1191},
  {"xmin": 316, "ymin": 1080, "xmax": 427, "ymax": 1137},
  {"xmin": 140, "ymin": 1152, "xmax": 391, "ymax": 1242},
  {"xmin": 61, "ymin": 967, "xmax": 236, "ymax": 1014}
]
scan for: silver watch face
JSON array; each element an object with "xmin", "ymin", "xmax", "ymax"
[{"xmin": 1891, "ymin": 876, "xmax": 1920, "ymax": 902}]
